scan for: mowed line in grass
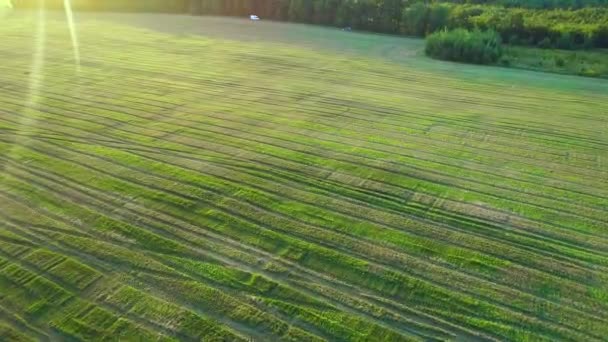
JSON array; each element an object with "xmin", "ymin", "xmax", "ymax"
[
  {"xmin": 1, "ymin": 15, "xmax": 603, "ymax": 337},
  {"xmin": 4, "ymin": 101, "xmax": 608, "ymax": 300},
  {"xmin": 2, "ymin": 63, "xmax": 606, "ymax": 184},
  {"xmin": 2, "ymin": 79, "xmax": 607, "ymax": 218},
  {"xmin": 2, "ymin": 120, "xmax": 604, "ymax": 324},
  {"xmin": 2, "ymin": 108, "xmax": 604, "ymax": 290},
  {"xmin": 0, "ymin": 251, "xmax": 219, "ymax": 342},
  {"xmin": 0, "ymin": 121, "xmax": 604, "ymax": 340},
  {"xmin": 0, "ymin": 170, "xmax": 446, "ymax": 340},
  {"xmin": 3, "ymin": 131, "xmax": 608, "ymax": 340},
  {"xmin": 2, "ymin": 119, "xmax": 604, "ymax": 274},
  {"xmin": 2, "ymin": 31, "xmax": 604, "ymax": 153},
  {"xmin": 69, "ymin": 42, "xmax": 608, "ymax": 144},
  {"xmin": 2, "ymin": 85, "xmax": 604, "ymax": 251},
  {"xmin": 0, "ymin": 150, "xmax": 600, "ymax": 342},
  {"xmin": 2, "ymin": 85, "xmax": 604, "ymax": 255},
  {"xmin": 159, "ymin": 107, "xmax": 608, "ymax": 214},
  {"xmin": 2, "ymin": 120, "xmax": 604, "ymax": 276},
  {"xmin": 5, "ymin": 127, "xmax": 608, "ymax": 322},
  {"xmin": 1, "ymin": 140, "xmax": 460, "ymax": 342},
  {"xmin": 0, "ymin": 243, "xmax": 184, "ymax": 341},
  {"xmin": 0, "ymin": 200, "xmax": 332, "ymax": 342},
  {"xmin": 7, "ymin": 146, "xmax": 608, "ymax": 338},
  {"xmin": 15, "ymin": 54, "xmax": 608, "ymax": 161},
  {"xmin": 3, "ymin": 81, "xmax": 604, "ymax": 232},
  {"xmin": 4, "ymin": 92, "xmax": 608, "ymax": 264},
  {"xmin": 34, "ymin": 30, "xmax": 604, "ymax": 123},
  {"xmin": 2, "ymin": 54, "xmax": 604, "ymax": 184},
  {"xmin": 4, "ymin": 90, "xmax": 608, "ymax": 292}
]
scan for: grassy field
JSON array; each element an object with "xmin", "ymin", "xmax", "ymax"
[
  {"xmin": 1, "ymin": 11, "xmax": 608, "ymax": 342},
  {"xmin": 502, "ymin": 46, "xmax": 608, "ymax": 79}
]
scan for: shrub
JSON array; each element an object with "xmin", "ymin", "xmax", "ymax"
[
  {"xmin": 508, "ymin": 34, "xmax": 520, "ymax": 44},
  {"xmin": 556, "ymin": 32, "xmax": 574, "ymax": 49},
  {"xmin": 402, "ymin": 2, "xmax": 429, "ymax": 36},
  {"xmin": 427, "ymin": 4, "xmax": 451, "ymax": 34},
  {"xmin": 537, "ymin": 37, "xmax": 552, "ymax": 48},
  {"xmin": 578, "ymin": 66, "xmax": 600, "ymax": 77},
  {"xmin": 425, "ymin": 28, "xmax": 503, "ymax": 64}
]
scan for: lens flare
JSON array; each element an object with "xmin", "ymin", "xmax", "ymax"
[
  {"xmin": 0, "ymin": 0, "xmax": 46, "ymax": 173},
  {"xmin": 64, "ymin": 0, "xmax": 80, "ymax": 72},
  {"xmin": 28, "ymin": 2, "xmax": 46, "ymax": 106},
  {"xmin": 0, "ymin": 0, "xmax": 12, "ymax": 13}
]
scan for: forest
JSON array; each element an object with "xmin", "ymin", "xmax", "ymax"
[{"xmin": 13, "ymin": 0, "xmax": 608, "ymax": 49}]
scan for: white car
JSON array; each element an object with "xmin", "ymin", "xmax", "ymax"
[{"xmin": 250, "ymin": 15, "xmax": 260, "ymax": 21}]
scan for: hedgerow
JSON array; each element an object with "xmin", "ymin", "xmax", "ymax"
[{"xmin": 425, "ymin": 28, "xmax": 503, "ymax": 64}]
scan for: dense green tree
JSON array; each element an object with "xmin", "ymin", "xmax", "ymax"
[
  {"xmin": 402, "ymin": 2, "xmax": 428, "ymax": 35},
  {"xmin": 348, "ymin": 0, "xmax": 376, "ymax": 30},
  {"xmin": 13, "ymin": 0, "xmax": 608, "ymax": 48},
  {"xmin": 288, "ymin": 0, "xmax": 313, "ymax": 22},
  {"xmin": 377, "ymin": 0, "xmax": 404, "ymax": 33},
  {"xmin": 427, "ymin": 4, "xmax": 451, "ymax": 33},
  {"xmin": 425, "ymin": 28, "xmax": 503, "ymax": 64}
]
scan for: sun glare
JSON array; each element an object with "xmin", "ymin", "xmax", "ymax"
[
  {"xmin": 0, "ymin": 0, "xmax": 45, "ymax": 173},
  {"xmin": 64, "ymin": 0, "xmax": 81, "ymax": 71}
]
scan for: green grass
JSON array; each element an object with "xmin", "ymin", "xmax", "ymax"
[
  {"xmin": 502, "ymin": 46, "xmax": 608, "ymax": 78},
  {"xmin": 0, "ymin": 10, "xmax": 607, "ymax": 342}
]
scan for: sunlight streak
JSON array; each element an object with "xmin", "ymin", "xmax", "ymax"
[
  {"xmin": 63, "ymin": 0, "xmax": 80, "ymax": 72},
  {"xmin": 29, "ymin": 1, "xmax": 46, "ymax": 106},
  {"xmin": 0, "ymin": 0, "xmax": 46, "ymax": 173}
]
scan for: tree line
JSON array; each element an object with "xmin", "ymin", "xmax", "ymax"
[
  {"xmin": 425, "ymin": 28, "xmax": 503, "ymax": 64},
  {"xmin": 14, "ymin": 0, "xmax": 608, "ymax": 49},
  {"xmin": 187, "ymin": 0, "xmax": 608, "ymax": 48},
  {"xmin": 435, "ymin": 0, "xmax": 608, "ymax": 9}
]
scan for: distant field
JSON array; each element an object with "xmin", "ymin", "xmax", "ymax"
[
  {"xmin": 1, "ymin": 11, "xmax": 608, "ymax": 342},
  {"xmin": 503, "ymin": 46, "xmax": 608, "ymax": 79}
]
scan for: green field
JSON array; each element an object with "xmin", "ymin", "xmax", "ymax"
[
  {"xmin": 1, "ymin": 11, "xmax": 608, "ymax": 342},
  {"xmin": 502, "ymin": 46, "xmax": 608, "ymax": 79}
]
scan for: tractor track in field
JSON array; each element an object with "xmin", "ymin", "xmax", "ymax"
[
  {"xmin": 2, "ymin": 143, "xmax": 607, "ymax": 342},
  {"xmin": 1, "ymin": 167, "xmax": 442, "ymax": 340},
  {"xmin": 6, "ymin": 60, "xmax": 606, "ymax": 158},
  {"xmin": 3, "ymin": 69, "xmax": 607, "ymax": 184},
  {"xmin": 53, "ymin": 50, "xmax": 608, "ymax": 139},
  {"xmin": 0, "ymin": 248, "xmax": 203, "ymax": 342},
  {"xmin": 1, "ymin": 156, "xmax": 576, "ymax": 340},
  {"xmin": 3, "ymin": 127, "xmax": 604, "ymax": 292},
  {"xmin": 0, "ymin": 217, "xmax": 278, "ymax": 341},
  {"xmin": 196, "ymin": 108, "xmax": 608, "ymax": 199},
  {"xmin": 2, "ymin": 121, "xmax": 604, "ymax": 284},
  {"xmin": 4, "ymin": 99, "xmax": 608, "ymax": 260},
  {"xmin": 2, "ymin": 16, "xmax": 607, "ymax": 341},
  {"xmin": 3, "ymin": 132, "xmax": 606, "ymax": 283},
  {"xmin": 18, "ymin": 42, "xmax": 598, "ymax": 125},
  {"xmin": 0, "ymin": 304, "xmax": 50, "ymax": 341},
  {"xmin": 0, "ymin": 177, "xmax": 472, "ymax": 341},
  {"xmin": 4, "ymin": 119, "xmax": 608, "ymax": 312},
  {"xmin": 3, "ymin": 91, "xmax": 608, "ymax": 246},
  {"xmin": 175, "ymin": 110, "xmax": 608, "ymax": 214},
  {"xmin": 2, "ymin": 54, "xmax": 605, "ymax": 146},
  {"xmin": 2, "ymin": 121, "xmax": 604, "ymax": 268},
  {"xmin": 2, "ymin": 72, "xmax": 604, "ymax": 192}
]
